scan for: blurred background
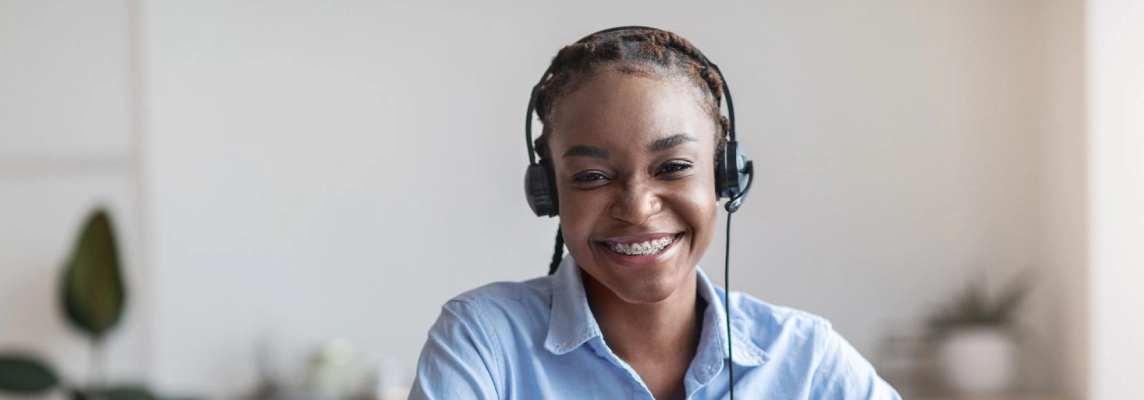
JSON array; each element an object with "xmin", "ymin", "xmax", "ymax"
[{"xmin": 1, "ymin": 0, "xmax": 1140, "ymax": 399}]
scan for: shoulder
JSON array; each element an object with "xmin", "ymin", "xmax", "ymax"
[
  {"xmin": 448, "ymin": 275, "xmax": 552, "ymax": 310},
  {"xmin": 726, "ymin": 290, "xmax": 835, "ymax": 357},
  {"xmin": 726, "ymin": 292, "xmax": 901, "ymax": 398},
  {"xmin": 726, "ymin": 291, "xmax": 901, "ymax": 399},
  {"xmin": 437, "ymin": 275, "xmax": 554, "ymax": 333},
  {"xmin": 415, "ymin": 278, "xmax": 553, "ymax": 399}
]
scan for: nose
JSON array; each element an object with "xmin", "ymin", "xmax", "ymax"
[{"xmin": 608, "ymin": 175, "xmax": 663, "ymax": 225}]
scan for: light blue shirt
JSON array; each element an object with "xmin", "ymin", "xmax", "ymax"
[{"xmin": 411, "ymin": 255, "xmax": 901, "ymax": 399}]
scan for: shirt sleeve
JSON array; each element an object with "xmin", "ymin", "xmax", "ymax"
[
  {"xmin": 409, "ymin": 300, "xmax": 502, "ymax": 400},
  {"xmin": 810, "ymin": 322, "xmax": 902, "ymax": 400}
]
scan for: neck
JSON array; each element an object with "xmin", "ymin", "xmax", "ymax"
[{"xmin": 582, "ymin": 269, "xmax": 704, "ymax": 363}]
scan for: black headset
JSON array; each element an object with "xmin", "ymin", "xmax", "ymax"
[{"xmin": 523, "ymin": 26, "xmax": 754, "ymax": 217}]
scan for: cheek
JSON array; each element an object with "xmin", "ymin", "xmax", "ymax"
[
  {"xmin": 672, "ymin": 178, "xmax": 720, "ymax": 241},
  {"xmin": 553, "ymin": 180, "xmax": 607, "ymax": 244}
]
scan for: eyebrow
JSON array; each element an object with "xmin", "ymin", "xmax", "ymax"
[
  {"xmin": 648, "ymin": 133, "xmax": 698, "ymax": 152},
  {"xmin": 562, "ymin": 145, "xmax": 609, "ymax": 160},
  {"xmin": 561, "ymin": 133, "xmax": 698, "ymax": 160}
]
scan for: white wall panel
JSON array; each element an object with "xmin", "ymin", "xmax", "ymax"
[
  {"xmin": 0, "ymin": 0, "xmax": 147, "ymax": 390},
  {"xmin": 1088, "ymin": 0, "xmax": 1144, "ymax": 399}
]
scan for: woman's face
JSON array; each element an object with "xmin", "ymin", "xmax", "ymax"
[{"xmin": 548, "ymin": 67, "xmax": 719, "ymax": 304}]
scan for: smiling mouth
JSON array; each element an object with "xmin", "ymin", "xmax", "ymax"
[{"xmin": 596, "ymin": 232, "xmax": 685, "ymax": 257}]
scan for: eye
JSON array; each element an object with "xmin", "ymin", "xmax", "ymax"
[
  {"xmin": 657, "ymin": 161, "xmax": 694, "ymax": 176},
  {"xmin": 572, "ymin": 170, "xmax": 610, "ymax": 183}
]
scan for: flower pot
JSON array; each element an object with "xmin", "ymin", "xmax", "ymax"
[{"xmin": 937, "ymin": 327, "xmax": 1016, "ymax": 394}]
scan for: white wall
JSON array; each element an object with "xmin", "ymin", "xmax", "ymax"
[
  {"xmin": 0, "ymin": 0, "xmax": 149, "ymax": 389},
  {"xmin": 1087, "ymin": 0, "xmax": 1144, "ymax": 399},
  {"xmin": 140, "ymin": 0, "xmax": 1066, "ymax": 395}
]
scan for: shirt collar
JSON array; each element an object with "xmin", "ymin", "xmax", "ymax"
[
  {"xmin": 544, "ymin": 254, "xmax": 601, "ymax": 354},
  {"xmin": 544, "ymin": 254, "xmax": 769, "ymax": 367}
]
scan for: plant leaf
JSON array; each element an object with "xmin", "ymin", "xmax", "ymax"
[
  {"xmin": 994, "ymin": 268, "xmax": 1035, "ymax": 322},
  {"xmin": 0, "ymin": 355, "xmax": 59, "ymax": 393},
  {"xmin": 62, "ymin": 208, "xmax": 126, "ymax": 339}
]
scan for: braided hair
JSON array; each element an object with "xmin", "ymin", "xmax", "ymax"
[{"xmin": 537, "ymin": 28, "xmax": 731, "ymax": 275}]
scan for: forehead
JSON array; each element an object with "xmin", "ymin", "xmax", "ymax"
[{"xmin": 548, "ymin": 68, "xmax": 715, "ymax": 149}]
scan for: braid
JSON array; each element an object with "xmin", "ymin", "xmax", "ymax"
[
  {"xmin": 548, "ymin": 225, "xmax": 564, "ymax": 275},
  {"xmin": 535, "ymin": 28, "xmax": 730, "ymax": 274}
]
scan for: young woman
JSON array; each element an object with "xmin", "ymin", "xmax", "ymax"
[{"xmin": 411, "ymin": 27, "xmax": 900, "ymax": 400}]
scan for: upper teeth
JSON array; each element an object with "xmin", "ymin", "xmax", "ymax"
[{"xmin": 608, "ymin": 236, "xmax": 675, "ymax": 256}]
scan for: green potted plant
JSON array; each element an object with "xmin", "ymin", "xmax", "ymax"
[
  {"xmin": 0, "ymin": 208, "xmax": 159, "ymax": 400},
  {"xmin": 927, "ymin": 270, "xmax": 1033, "ymax": 395}
]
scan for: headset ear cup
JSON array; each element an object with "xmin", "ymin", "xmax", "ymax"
[
  {"xmin": 719, "ymin": 140, "xmax": 749, "ymax": 198},
  {"xmin": 525, "ymin": 163, "xmax": 559, "ymax": 217},
  {"xmin": 717, "ymin": 141, "xmax": 738, "ymax": 198}
]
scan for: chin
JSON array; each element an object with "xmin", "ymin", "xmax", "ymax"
[{"xmin": 587, "ymin": 253, "xmax": 695, "ymax": 305}]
